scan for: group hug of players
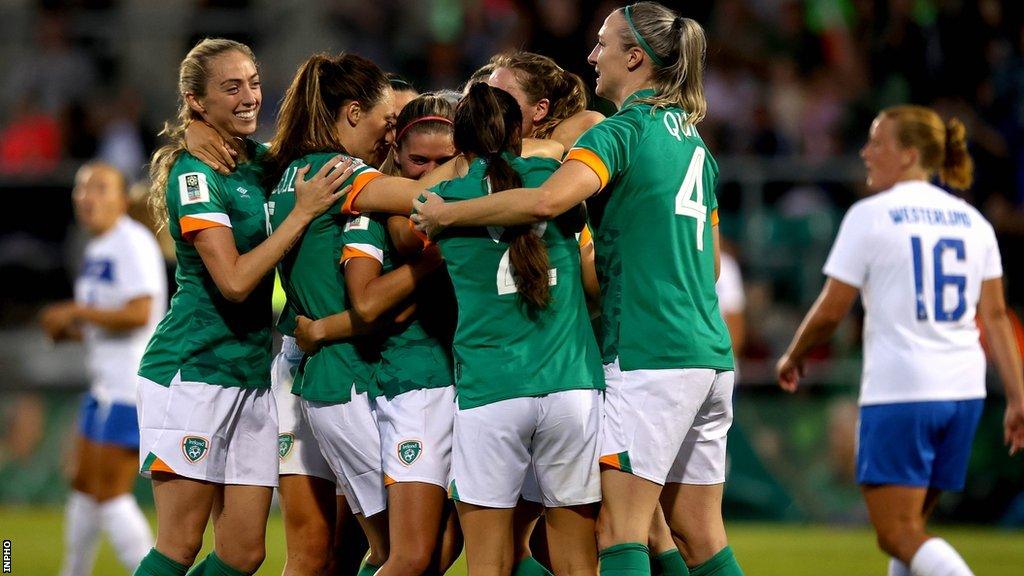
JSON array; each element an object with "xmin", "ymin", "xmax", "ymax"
[{"xmin": 50, "ymin": 1, "xmax": 1024, "ymax": 576}]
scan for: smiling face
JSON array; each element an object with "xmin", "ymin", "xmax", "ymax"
[
  {"xmin": 487, "ymin": 67, "xmax": 546, "ymax": 138},
  {"xmin": 860, "ymin": 114, "xmax": 915, "ymax": 192},
  {"xmin": 396, "ymin": 129, "xmax": 455, "ymax": 180},
  {"xmin": 190, "ymin": 50, "xmax": 261, "ymax": 138},
  {"xmin": 588, "ymin": 11, "xmax": 631, "ymax": 104},
  {"xmin": 73, "ymin": 164, "xmax": 128, "ymax": 236}
]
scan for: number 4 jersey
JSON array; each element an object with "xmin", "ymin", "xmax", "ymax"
[
  {"xmin": 566, "ymin": 89, "xmax": 732, "ymax": 372},
  {"xmin": 824, "ymin": 180, "xmax": 1002, "ymax": 405}
]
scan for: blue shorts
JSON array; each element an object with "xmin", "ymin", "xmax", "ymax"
[
  {"xmin": 79, "ymin": 393, "xmax": 141, "ymax": 449},
  {"xmin": 857, "ymin": 399, "xmax": 983, "ymax": 491}
]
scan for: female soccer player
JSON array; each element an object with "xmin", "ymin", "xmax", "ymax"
[
  {"xmin": 133, "ymin": 38, "xmax": 349, "ymax": 576},
  {"xmin": 263, "ymin": 52, "xmax": 443, "ymax": 576},
  {"xmin": 42, "ymin": 162, "xmax": 165, "ymax": 576},
  {"xmin": 340, "ymin": 92, "xmax": 462, "ymax": 576},
  {"xmin": 776, "ymin": 105, "xmax": 1024, "ymax": 576},
  {"xmin": 405, "ymin": 3, "xmax": 745, "ymax": 575},
  {"xmin": 429, "ymin": 81, "xmax": 603, "ymax": 576},
  {"xmin": 486, "ymin": 51, "xmax": 604, "ymax": 153}
]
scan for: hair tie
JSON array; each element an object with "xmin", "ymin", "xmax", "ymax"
[
  {"xmin": 395, "ymin": 115, "xmax": 454, "ymax": 144},
  {"xmin": 624, "ymin": 4, "xmax": 664, "ymax": 67}
]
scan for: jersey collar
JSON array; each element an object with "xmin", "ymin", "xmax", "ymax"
[{"xmin": 621, "ymin": 88, "xmax": 656, "ymax": 109}]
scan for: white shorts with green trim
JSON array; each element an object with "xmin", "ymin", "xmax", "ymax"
[
  {"xmin": 450, "ymin": 389, "xmax": 602, "ymax": 509},
  {"xmin": 600, "ymin": 360, "xmax": 734, "ymax": 485},
  {"xmin": 375, "ymin": 386, "xmax": 455, "ymax": 489},
  {"xmin": 137, "ymin": 372, "xmax": 279, "ymax": 487},
  {"xmin": 304, "ymin": 386, "xmax": 386, "ymax": 517},
  {"xmin": 273, "ymin": 337, "xmax": 334, "ymax": 482}
]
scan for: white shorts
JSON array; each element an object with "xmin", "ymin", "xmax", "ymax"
[
  {"xmin": 304, "ymin": 386, "xmax": 386, "ymax": 517},
  {"xmin": 273, "ymin": 338, "xmax": 334, "ymax": 482},
  {"xmin": 375, "ymin": 386, "xmax": 455, "ymax": 489},
  {"xmin": 601, "ymin": 360, "xmax": 734, "ymax": 485},
  {"xmin": 137, "ymin": 372, "xmax": 279, "ymax": 487},
  {"xmin": 451, "ymin": 389, "xmax": 602, "ymax": 509}
]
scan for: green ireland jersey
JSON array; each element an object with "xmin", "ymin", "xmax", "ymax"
[
  {"xmin": 139, "ymin": 141, "xmax": 275, "ymax": 388},
  {"xmin": 341, "ymin": 214, "xmax": 455, "ymax": 400},
  {"xmin": 276, "ymin": 299, "xmax": 297, "ymax": 337},
  {"xmin": 566, "ymin": 89, "xmax": 733, "ymax": 371},
  {"xmin": 267, "ymin": 152, "xmax": 383, "ymax": 403},
  {"xmin": 434, "ymin": 155, "xmax": 604, "ymax": 410}
]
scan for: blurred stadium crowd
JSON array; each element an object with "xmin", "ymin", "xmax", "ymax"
[{"xmin": 0, "ymin": 0, "xmax": 1023, "ymax": 523}]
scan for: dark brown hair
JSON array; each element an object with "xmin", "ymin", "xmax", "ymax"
[
  {"xmin": 263, "ymin": 52, "xmax": 389, "ymax": 190},
  {"xmin": 455, "ymin": 83, "xmax": 551, "ymax": 310}
]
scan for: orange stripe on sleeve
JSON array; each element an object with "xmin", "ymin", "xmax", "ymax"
[
  {"xmin": 578, "ymin": 224, "xmax": 593, "ymax": 248},
  {"xmin": 407, "ymin": 217, "xmax": 431, "ymax": 246},
  {"xmin": 180, "ymin": 216, "xmax": 228, "ymax": 241},
  {"xmin": 711, "ymin": 208, "xmax": 719, "ymax": 226},
  {"xmin": 565, "ymin": 148, "xmax": 610, "ymax": 190},
  {"xmin": 341, "ymin": 171, "xmax": 385, "ymax": 215},
  {"xmin": 341, "ymin": 245, "xmax": 377, "ymax": 263}
]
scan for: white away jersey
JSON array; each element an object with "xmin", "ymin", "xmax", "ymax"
[
  {"xmin": 824, "ymin": 181, "xmax": 1002, "ymax": 405},
  {"xmin": 75, "ymin": 216, "xmax": 167, "ymax": 403}
]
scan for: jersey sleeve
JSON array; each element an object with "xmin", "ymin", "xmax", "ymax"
[
  {"xmin": 822, "ymin": 203, "xmax": 872, "ymax": 288},
  {"xmin": 981, "ymin": 221, "xmax": 1003, "ymax": 280},
  {"xmin": 341, "ymin": 214, "xmax": 387, "ymax": 265},
  {"xmin": 564, "ymin": 112, "xmax": 641, "ymax": 192},
  {"xmin": 339, "ymin": 160, "xmax": 386, "ymax": 215},
  {"xmin": 170, "ymin": 162, "xmax": 232, "ymax": 242},
  {"xmin": 116, "ymin": 227, "xmax": 166, "ymax": 301}
]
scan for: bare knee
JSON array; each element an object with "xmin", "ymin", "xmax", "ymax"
[
  {"xmin": 286, "ymin": 524, "xmax": 332, "ymax": 573},
  {"xmin": 218, "ymin": 543, "xmax": 266, "ymax": 573},
  {"xmin": 387, "ymin": 547, "xmax": 434, "ymax": 576},
  {"xmin": 874, "ymin": 523, "xmax": 924, "ymax": 561}
]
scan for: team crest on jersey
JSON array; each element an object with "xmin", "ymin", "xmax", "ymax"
[
  {"xmin": 179, "ymin": 172, "xmax": 210, "ymax": 205},
  {"xmin": 397, "ymin": 440, "xmax": 422, "ymax": 466},
  {"xmin": 278, "ymin": 433, "xmax": 295, "ymax": 460},
  {"xmin": 181, "ymin": 436, "xmax": 210, "ymax": 464}
]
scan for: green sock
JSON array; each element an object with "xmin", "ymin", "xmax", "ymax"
[
  {"xmin": 513, "ymin": 556, "xmax": 555, "ymax": 576},
  {"xmin": 651, "ymin": 549, "xmax": 690, "ymax": 576},
  {"xmin": 133, "ymin": 548, "xmax": 189, "ymax": 576},
  {"xmin": 689, "ymin": 546, "xmax": 743, "ymax": 576},
  {"xmin": 600, "ymin": 542, "xmax": 651, "ymax": 576},
  {"xmin": 356, "ymin": 559, "xmax": 381, "ymax": 576},
  {"xmin": 185, "ymin": 552, "xmax": 251, "ymax": 576}
]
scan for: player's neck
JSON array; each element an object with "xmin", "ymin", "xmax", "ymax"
[
  {"xmin": 896, "ymin": 166, "xmax": 930, "ymax": 185},
  {"xmin": 613, "ymin": 77, "xmax": 655, "ymax": 108}
]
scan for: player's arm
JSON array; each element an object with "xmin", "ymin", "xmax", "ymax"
[
  {"xmin": 713, "ymin": 224, "xmax": 721, "ymax": 281},
  {"xmin": 978, "ymin": 277, "xmax": 1024, "ymax": 455},
  {"xmin": 343, "ymin": 245, "xmax": 442, "ymax": 324},
  {"xmin": 294, "ymin": 311, "xmax": 367, "ymax": 354},
  {"xmin": 195, "ymin": 159, "xmax": 353, "ymax": 303},
  {"xmin": 72, "ymin": 296, "xmax": 153, "ymax": 331},
  {"xmin": 775, "ymin": 277, "xmax": 859, "ymax": 392},
  {"xmin": 578, "ymin": 228, "xmax": 601, "ymax": 318},
  {"xmin": 549, "ymin": 110, "xmax": 604, "ymax": 153},
  {"xmin": 411, "ymin": 159, "xmax": 602, "ymax": 236},
  {"xmin": 522, "ymin": 138, "xmax": 564, "ymax": 160}
]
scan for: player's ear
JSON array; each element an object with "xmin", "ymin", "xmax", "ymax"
[
  {"xmin": 345, "ymin": 101, "xmax": 362, "ymax": 127},
  {"xmin": 626, "ymin": 46, "xmax": 644, "ymax": 72},
  {"xmin": 185, "ymin": 92, "xmax": 206, "ymax": 115},
  {"xmin": 533, "ymin": 98, "xmax": 550, "ymax": 124}
]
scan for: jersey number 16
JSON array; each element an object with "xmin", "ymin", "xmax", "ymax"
[{"xmin": 911, "ymin": 236, "xmax": 967, "ymax": 322}]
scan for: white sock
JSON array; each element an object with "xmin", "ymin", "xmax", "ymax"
[
  {"xmin": 910, "ymin": 538, "xmax": 974, "ymax": 576},
  {"xmin": 889, "ymin": 557, "xmax": 911, "ymax": 576},
  {"xmin": 59, "ymin": 491, "xmax": 101, "ymax": 576},
  {"xmin": 99, "ymin": 493, "xmax": 154, "ymax": 570}
]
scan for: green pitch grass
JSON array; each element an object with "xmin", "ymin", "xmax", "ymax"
[{"xmin": 1, "ymin": 507, "xmax": 1021, "ymax": 575}]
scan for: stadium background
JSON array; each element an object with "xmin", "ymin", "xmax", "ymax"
[{"xmin": 0, "ymin": 0, "xmax": 1021, "ymax": 574}]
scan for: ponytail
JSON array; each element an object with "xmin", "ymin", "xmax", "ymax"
[
  {"xmin": 941, "ymin": 118, "xmax": 974, "ymax": 190},
  {"xmin": 455, "ymin": 83, "xmax": 551, "ymax": 310},
  {"xmin": 617, "ymin": 2, "xmax": 707, "ymax": 124}
]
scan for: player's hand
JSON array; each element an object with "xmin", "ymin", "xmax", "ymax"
[
  {"xmin": 293, "ymin": 156, "xmax": 354, "ymax": 221},
  {"xmin": 39, "ymin": 302, "xmax": 79, "ymax": 342},
  {"xmin": 184, "ymin": 119, "xmax": 236, "ymax": 175},
  {"xmin": 410, "ymin": 192, "xmax": 447, "ymax": 238},
  {"xmin": 775, "ymin": 354, "xmax": 804, "ymax": 393},
  {"xmin": 294, "ymin": 315, "xmax": 325, "ymax": 355},
  {"xmin": 1004, "ymin": 401, "xmax": 1024, "ymax": 456}
]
